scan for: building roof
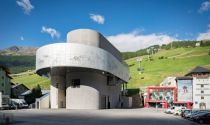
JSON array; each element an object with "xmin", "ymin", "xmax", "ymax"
[
  {"xmin": 20, "ymin": 90, "xmax": 31, "ymax": 96},
  {"xmin": 176, "ymin": 76, "xmax": 193, "ymax": 80},
  {"xmin": 12, "ymin": 83, "xmax": 28, "ymax": 89},
  {"xmin": 185, "ymin": 66, "xmax": 210, "ymax": 76},
  {"xmin": 0, "ymin": 65, "xmax": 11, "ymax": 74}
]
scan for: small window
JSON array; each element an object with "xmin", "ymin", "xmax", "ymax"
[
  {"xmin": 56, "ymin": 83, "xmax": 59, "ymax": 88},
  {"xmin": 72, "ymin": 79, "xmax": 80, "ymax": 88},
  {"xmin": 201, "ymin": 96, "xmax": 204, "ymax": 99},
  {"xmin": 2, "ymin": 76, "xmax": 4, "ymax": 79},
  {"xmin": 2, "ymin": 82, "xmax": 4, "ymax": 87},
  {"xmin": 201, "ymin": 90, "xmax": 204, "ymax": 94},
  {"xmin": 201, "ymin": 85, "xmax": 204, "ymax": 88},
  {"xmin": 2, "ymin": 90, "xmax": 4, "ymax": 94}
]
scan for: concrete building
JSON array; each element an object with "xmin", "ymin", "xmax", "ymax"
[
  {"xmin": 36, "ymin": 29, "xmax": 129, "ymax": 109},
  {"xmin": 0, "ymin": 65, "xmax": 11, "ymax": 96},
  {"xmin": 35, "ymin": 91, "xmax": 50, "ymax": 109},
  {"xmin": 11, "ymin": 83, "xmax": 29, "ymax": 98},
  {"xmin": 185, "ymin": 66, "xmax": 210, "ymax": 110},
  {"xmin": 0, "ymin": 65, "xmax": 12, "ymax": 109}
]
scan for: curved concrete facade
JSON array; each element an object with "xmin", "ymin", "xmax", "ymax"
[
  {"xmin": 36, "ymin": 29, "xmax": 129, "ymax": 109},
  {"xmin": 36, "ymin": 43, "xmax": 128, "ymax": 81}
]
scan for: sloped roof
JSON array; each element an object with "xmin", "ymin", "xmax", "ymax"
[
  {"xmin": 185, "ymin": 66, "xmax": 210, "ymax": 76},
  {"xmin": 0, "ymin": 65, "xmax": 11, "ymax": 74},
  {"xmin": 176, "ymin": 76, "xmax": 193, "ymax": 80}
]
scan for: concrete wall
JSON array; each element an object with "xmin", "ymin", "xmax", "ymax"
[
  {"xmin": 36, "ymin": 43, "xmax": 129, "ymax": 82},
  {"xmin": 122, "ymin": 96, "xmax": 132, "ymax": 108},
  {"xmin": 66, "ymin": 71, "xmax": 121, "ymax": 109},
  {"xmin": 67, "ymin": 29, "xmax": 122, "ymax": 62},
  {"xmin": 36, "ymin": 94, "xmax": 50, "ymax": 109}
]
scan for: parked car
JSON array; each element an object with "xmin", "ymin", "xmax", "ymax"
[
  {"xmin": 10, "ymin": 99, "xmax": 29, "ymax": 109},
  {"xmin": 192, "ymin": 112, "xmax": 210, "ymax": 124},
  {"xmin": 187, "ymin": 110, "xmax": 209, "ymax": 120},
  {"xmin": 173, "ymin": 107, "xmax": 186, "ymax": 116},
  {"xmin": 181, "ymin": 109, "xmax": 191, "ymax": 118},
  {"xmin": 19, "ymin": 102, "xmax": 29, "ymax": 109},
  {"xmin": 185, "ymin": 110, "xmax": 200, "ymax": 119},
  {"xmin": 165, "ymin": 106, "xmax": 175, "ymax": 114}
]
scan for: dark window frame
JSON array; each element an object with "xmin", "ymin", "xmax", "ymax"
[{"xmin": 72, "ymin": 79, "xmax": 80, "ymax": 88}]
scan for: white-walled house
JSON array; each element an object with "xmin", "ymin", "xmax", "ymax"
[
  {"xmin": 36, "ymin": 29, "xmax": 129, "ymax": 109},
  {"xmin": 193, "ymin": 77, "xmax": 210, "ymax": 109},
  {"xmin": 185, "ymin": 66, "xmax": 210, "ymax": 110}
]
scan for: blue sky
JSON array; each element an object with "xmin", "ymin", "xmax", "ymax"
[{"xmin": 0, "ymin": 0, "xmax": 210, "ymax": 51}]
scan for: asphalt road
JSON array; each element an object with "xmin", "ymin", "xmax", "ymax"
[{"xmin": 0, "ymin": 108, "xmax": 200, "ymax": 125}]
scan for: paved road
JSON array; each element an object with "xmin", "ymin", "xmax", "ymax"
[{"xmin": 0, "ymin": 108, "xmax": 199, "ymax": 125}]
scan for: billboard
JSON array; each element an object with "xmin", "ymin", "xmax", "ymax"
[
  {"xmin": 177, "ymin": 80, "xmax": 192, "ymax": 102},
  {"xmin": 149, "ymin": 88, "xmax": 174, "ymax": 103}
]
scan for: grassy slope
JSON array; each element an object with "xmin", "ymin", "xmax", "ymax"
[
  {"xmin": 12, "ymin": 47, "xmax": 210, "ymax": 90},
  {"xmin": 11, "ymin": 72, "xmax": 50, "ymax": 89},
  {"xmin": 126, "ymin": 47, "xmax": 210, "ymax": 88}
]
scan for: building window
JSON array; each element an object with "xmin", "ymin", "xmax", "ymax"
[
  {"xmin": 72, "ymin": 79, "xmax": 80, "ymax": 88},
  {"xmin": 201, "ymin": 84, "xmax": 204, "ymax": 88},
  {"xmin": 1, "ymin": 90, "xmax": 4, "ymax": 94},
  {"xmin": 2, "ymin": 76, "xmax": 4, "ymax": 79},
  {"xmin": 55, "ymin": 83, "xmax": 59, "ymax": 88},
  {"xmin": 2, "ymin": 82, "xmax": 4, "ymax": 87},
  {"xmin": 201, "ymin": 90, "xmax": 204, "ymax": 94},
  {"xmin": 201, "ymin": 96, "xmax": 204, "ymax": 99}
]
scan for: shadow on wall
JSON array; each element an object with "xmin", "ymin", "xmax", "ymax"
[{"xmin": 123, "ymin": 88, "xmax": 144, "ymax": 108}]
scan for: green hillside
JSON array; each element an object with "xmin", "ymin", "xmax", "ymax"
[
  {"xmin": 0, "ymin": 55, "xmax": 35, "ymax": 73},
  {"xmin": 11, "ymin": 72, "xmax": 50, "ymax": 89},
  {"xmin": 126, "ymin": 46, "xmax": 210, "ymax": 88},
  {"xmin": 11, "ymin": 46, "xmax": 210, "ymax": 90}
]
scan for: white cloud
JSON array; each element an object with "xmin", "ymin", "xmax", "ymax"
[
  {"xmin": 41, "ymin": 26, "xmax": 60, "ymax": 39},
  {"xmin": 89, "ymin": 14, "xmax": 105, "ymax": 24},
  {"xmin": 197, "ymin": 25, "xmax": 210, "ymax": 40},
  {"xmin": 16, "ymin": 0, "xmax": 34, "ymax": 15},
  {"xmin": 107, "ymin": 30, "xmax": 178, "ymax": 52},
  {"xmin": 20, "ymin": 36, "xmax": 24, "ymax": 41},
  {"xmin": 198, "ymin": 1, "xmax": 210, "ymax": 13}
]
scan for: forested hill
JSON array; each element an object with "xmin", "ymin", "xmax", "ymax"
[{"xmin": 122, "ymin": 40, "xmax": 210, "ymax": 60}]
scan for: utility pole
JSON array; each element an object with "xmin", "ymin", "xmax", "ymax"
[{"xmin": 136, "ymin": 58, "xmax": 142, "ymax": 74}]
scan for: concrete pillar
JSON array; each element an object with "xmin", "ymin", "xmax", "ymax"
[{"xmin": 50, "ymin": 68, "xmax": 66, "ymax": 109}]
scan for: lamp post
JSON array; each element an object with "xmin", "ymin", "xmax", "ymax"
[{"xmin": 136, "ymin": 58, "xmax": 142, "ymax": 74}]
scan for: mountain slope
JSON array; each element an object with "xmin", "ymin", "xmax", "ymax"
[
  {"xmin": 0, "ymin": 55, "xmax": 35, "ymax": 73},
  {"xmin": 0, "ymin": 46, "xmax": 37, "ymax": 56},
  {"xmin": 11, "ymin": 46, "xmax": 210, "ymax": 89},
  {"xmin": 126, "ymin": 47, "xmax": 210, "ymax": 88},
  {"xmin": 0, "ymin": 46, "xmax": 36, "ymax": 73}
]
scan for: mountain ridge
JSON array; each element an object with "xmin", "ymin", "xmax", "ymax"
[{"xmin": 0, "ymin": 46, "xmax": 37, "ymax": 56}]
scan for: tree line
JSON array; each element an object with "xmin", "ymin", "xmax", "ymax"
[{"xmin": 122, "ymin": 40, "xmax": 210, "ymax": 60}]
